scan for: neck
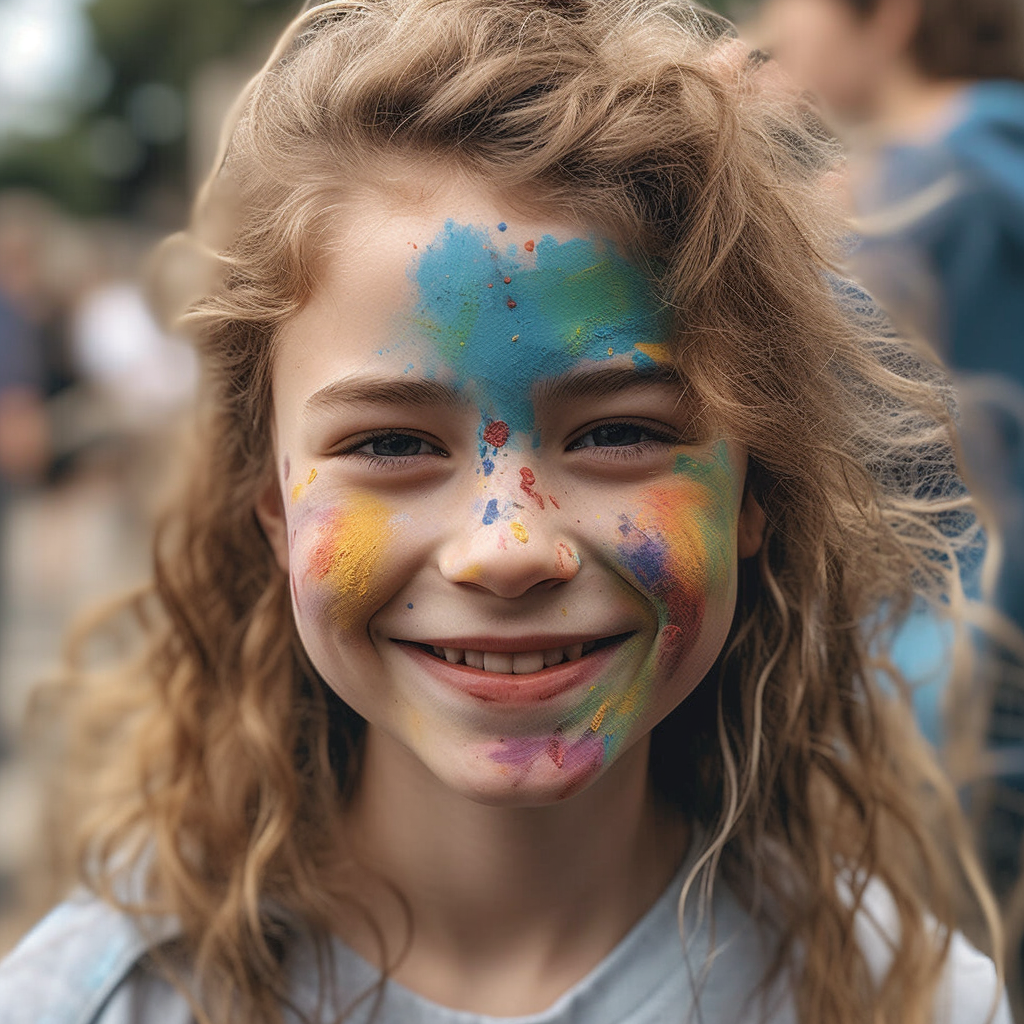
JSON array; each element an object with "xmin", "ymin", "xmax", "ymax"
[{"xmin": 337, "ymin": 727, "xmax": 689, "ymax": 1015}]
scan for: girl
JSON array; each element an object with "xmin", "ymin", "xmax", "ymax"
[{"xmin": 0, "ymin": 1, "xmax": 1010, "ymax": 1022}]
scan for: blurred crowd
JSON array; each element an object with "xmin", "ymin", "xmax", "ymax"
[
  {"xmin": 1, "ymin": 0, "xmax": 1023, "ymax": 1014},
  {"xmin": 0, "ymin": 190, "xmax": 196, "ymax": 946}
]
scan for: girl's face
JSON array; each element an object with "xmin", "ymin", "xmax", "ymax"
[{"xmin": 259, "ymin": 185, "xmax": 763, "ymax": 806}]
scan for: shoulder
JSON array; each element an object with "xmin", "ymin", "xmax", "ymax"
[
  {"xmin": 0, "ymin": 892, "xmax": 188, "ymax": 1024},
  {"xmin": 854, "ymin": 879, "xmax": 1011, "ymax": 1024}
]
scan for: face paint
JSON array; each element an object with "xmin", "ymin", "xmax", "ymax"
[
  {"xmin": 304, "ymin": 494, "xmax": 399, "ymax": 630},
  {"xmin": 410, "ymin": 222, "xmax": 671, "ymax": 437},
  {"xmin": 264, "ymin": 190, "xmax": 753, "ymax": 810},
  {"xmin": 482, "ymin": 441, "xmax": 742, "ymax": 790}
]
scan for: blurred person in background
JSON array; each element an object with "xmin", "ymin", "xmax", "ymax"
[
  {"xmin": 0, "ymin": 203, "xmax": 52, "ymax": 667},
  {"xmin": 758, "ymin": 0, "xmax": 1024, "ymax": 1004}
]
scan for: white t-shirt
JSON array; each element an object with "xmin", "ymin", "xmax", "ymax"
[{"xmin": 0, "ymin": 863, "xmax": 1010, "ymax": 1024}]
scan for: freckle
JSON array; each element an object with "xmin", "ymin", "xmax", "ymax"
[
  {"xmin": 510, "ymin": 521, "xmax": 529, "ymax": 544},
  {"xmin": 507, "ymin": 298, "xmax": 517, "ymax": 309},
  {"xmin": 524, "ymin": 239, "xmax": 535, "ymax": 252},
  {"xmin": 307, "ymin": 468, "xmax": 317, "ymax": 485},
  {"xmin": 503, "ymin": 276, "xmax": 511, "ymax": 284}
]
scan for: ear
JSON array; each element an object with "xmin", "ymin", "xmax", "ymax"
[
  {"xmin": 256, "ymin": 473, "xmax": 291, "ymax": 573},
  {"xmin": 736, "ymin": 486, "xmax": 767, "ymax": 560}
]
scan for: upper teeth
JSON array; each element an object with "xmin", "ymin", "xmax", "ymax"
[{"xmin": 431, "ymin": 642, "xmax": 596, "ymax": 674}]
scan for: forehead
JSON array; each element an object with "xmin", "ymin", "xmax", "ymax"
[{"xmin": 274, "ymin": 186, "xmax": 671, "ymax": 411}]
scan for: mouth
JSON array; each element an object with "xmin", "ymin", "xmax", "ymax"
[
  {"xmin": 394, "ymin": 632, "xmax": 634, "ymax": 704},
  {"xmin": 400, "ymin": 633, "xmax": 630, "ymax": 675}
]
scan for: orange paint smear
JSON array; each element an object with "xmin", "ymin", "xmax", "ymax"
[{"xmin": 307, "ymin": 496, "xmax": 395, "ymax": 627}]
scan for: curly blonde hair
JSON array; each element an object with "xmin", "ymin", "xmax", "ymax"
[{"xmin": 52, "ymin": 1, "xmax": 1000, "ymax": 1021}]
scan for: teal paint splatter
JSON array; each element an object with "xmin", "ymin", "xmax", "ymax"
[{"xmin": 411, "ymin": 222, "xmax": 670, "ymax": 435}]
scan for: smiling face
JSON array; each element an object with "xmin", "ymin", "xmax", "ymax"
[{"xmin": 259, "ymin": 180, "xmax": 762, "ymax": 806}]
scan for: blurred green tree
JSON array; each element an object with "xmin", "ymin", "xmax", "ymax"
[
  {"xmin": 0, "ymin": 0, "xmax": 299, "ymax": 223},
  {"xmin": 0, "ymin": 0, "xmax": 736, "ymax": 223}
]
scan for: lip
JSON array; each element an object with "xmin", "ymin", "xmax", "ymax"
[
  {"xmin": 400, "ymin": 633, "xmax": 615, "ymax": 653},
  {"xmin": 397, "ymin": 635, "xmax": 632, "ymax": 704}
]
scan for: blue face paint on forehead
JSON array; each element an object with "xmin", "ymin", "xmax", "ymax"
[{"xmin": 408, "ymin": 220, "xmax": 672, "ymax": 435}]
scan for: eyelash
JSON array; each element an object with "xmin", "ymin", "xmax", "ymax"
[
  {"xmin": 335, "ymin": 420, "xmax": 687, "ymax": 471},
  {"xmin": 566, "ymin": 421, "xmax": 683, "ymax": 456},
  {"xmin": 337, "ymin": 430, "xmax": 450, "ymax": 470}
]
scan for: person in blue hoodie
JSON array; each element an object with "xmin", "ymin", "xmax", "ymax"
[{"xmin": 761, "ymin": 0, "xmax": 1024, "ymax": 991}]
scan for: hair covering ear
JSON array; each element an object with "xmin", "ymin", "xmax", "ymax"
[{"xmin": 256, "ymin": 474, "xmax": 291, "ymax": 573}]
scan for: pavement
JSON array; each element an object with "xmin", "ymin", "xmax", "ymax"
[{"xmin": 0, "ymin": 466, "xmax": 150, "ymax": 954}]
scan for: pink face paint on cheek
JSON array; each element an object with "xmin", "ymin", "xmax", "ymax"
[{"xmin": 302, "ymin": 496, "xmax": 397, "ymax": 630}]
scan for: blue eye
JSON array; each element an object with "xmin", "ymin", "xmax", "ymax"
[
  {"xmin": 358, "ymin": 433, "xmax": 439, "ymax": 457},
  {"xmin": 568, "ymin": 423, "xmax": 668, "ymax": 449},
  {"xmin": 343, "ymin": 432, "xmax": 449, "ymax": 465}
]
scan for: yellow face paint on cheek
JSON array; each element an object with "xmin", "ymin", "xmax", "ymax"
[{"xmin": 304, "ymin": 495, "xmax": 397, "ymax": 629}]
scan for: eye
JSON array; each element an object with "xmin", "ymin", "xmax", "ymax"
[
  {"xmin": 567, "ymin": 422, "xmax": 673, "ymax": 450},
  {"xmin": 356, "ymin": 432, "xmax": 444, "ymax": 458},
  {"xmin": 337, "ymin": 430, "xmax": 450, "ymax": 465}
]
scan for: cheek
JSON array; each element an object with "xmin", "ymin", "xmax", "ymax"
[
  {"xmin": 291, "ymin": 494, "xmax": 399, "ymax": 635},
  {"xmin": 615, "ymin": 483, "xmax": 737, "ymax": 668}
]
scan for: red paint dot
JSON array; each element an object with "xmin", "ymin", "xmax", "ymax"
[
  {"xmin": 507, "ymin": 298, "xmax": 517, "ymax": 309},
  {"xmin": 549, "ymin": 495, "xmax": 560, "ymax": 509},
  {"xmin": 482, "ymin": 420, "xmax": 510, "ymax": 447},
  {"xmin": 487, "ymin": 283, "xmax": 493, "ymax": 288},
  {"xmin": 520, "ymin": 467, "xmax": 545, "ymax": 509},
  {"xmin": 524, "ymin": 239, "xmax": 535, "ymax": 252},
  {"xmin": 504, "ymin": 276, "xmax": 511, "ymax": 284}
]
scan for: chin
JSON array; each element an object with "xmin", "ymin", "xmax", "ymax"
[{"xmin": 438, "ymin": 733, "xmax": 612, "ymax": 806}]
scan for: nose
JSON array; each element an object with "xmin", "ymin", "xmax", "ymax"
[{"xmin": 438, "ymin": 493, "xmax": 581, "ymax": 599}]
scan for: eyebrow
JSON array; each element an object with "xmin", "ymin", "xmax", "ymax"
[
  {"xmin": 304, "ymin": 375, "xmax": 469, "ymax": 416},
  {"xmin": 533, "ymin": 364, "xmax": 685, "ymax": 406},
  {"xmin": 303, "ymin": 363, "xmax": 684, "ymax": 417}
]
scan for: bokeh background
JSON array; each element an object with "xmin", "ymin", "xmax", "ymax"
[{"xmin": 0, "ymin": 0, "xmax": 343, "ymax": 949}]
